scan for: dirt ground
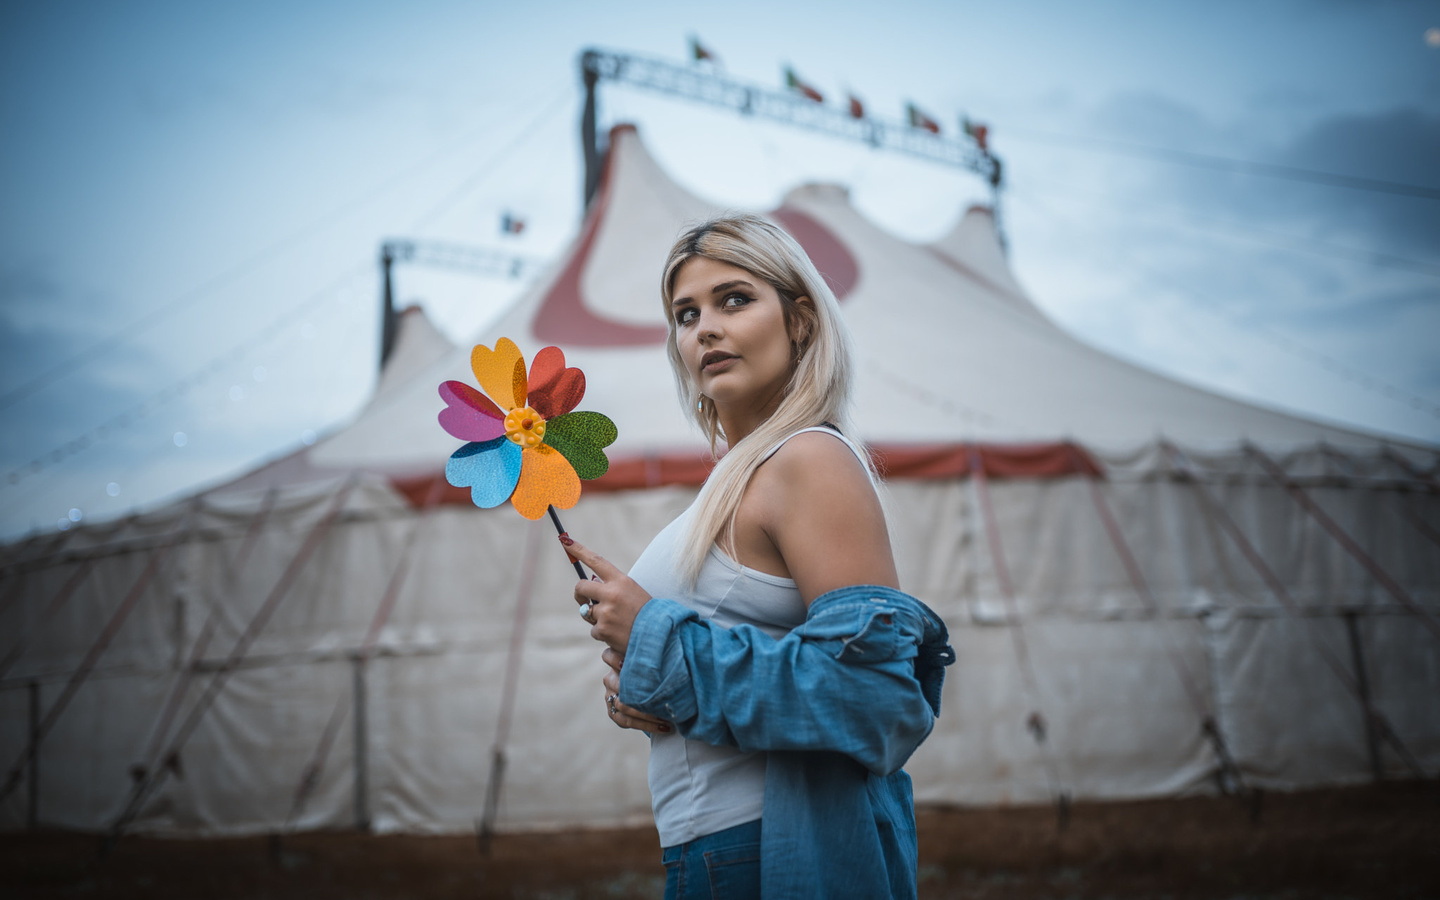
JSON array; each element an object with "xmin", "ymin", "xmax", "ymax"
[{"xmin": 2, "ymin": 782, "xmax": 1436, "ymax": 899}]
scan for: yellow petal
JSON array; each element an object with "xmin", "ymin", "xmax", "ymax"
[
  {"xmin": 511, "ymin": 444, "xmax": 581, "ymax": 520},
  {"xmin": 470, "ymin": 338, "xmax": 525, "ymax": 410}
]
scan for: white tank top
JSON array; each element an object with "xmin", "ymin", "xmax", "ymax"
[{"xmin": 627, "ymin": 426, "xmax": 872, "ymax": 847}]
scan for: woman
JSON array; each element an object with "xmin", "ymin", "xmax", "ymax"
[{"xmin": 563, "ymin": 214, "xmax": 953, "ymax": 899}]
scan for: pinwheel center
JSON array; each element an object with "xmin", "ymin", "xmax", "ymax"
[{"xmin": 504, "ymin": 406, "xmax": 547, "ymax": 448}]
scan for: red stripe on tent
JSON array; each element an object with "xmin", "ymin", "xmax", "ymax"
[
  {"xmin": 531, "ymin": 126, "xmax": 864, "ymax": 347},
  {"xmin": 768, "ymin": 206, "xmax": 859, "ymax": 301},
  {"xmin": 531, "ymin": 126, "xmax": 671, "ymax": 347},
  {"xmin": 393, "ymin": 441, "xmax": 1101, "ymax": 507}
]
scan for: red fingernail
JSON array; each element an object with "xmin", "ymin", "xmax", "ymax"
[
  {"xmin": 659, "ymin": 724, "xmax": 672, "ymax": 733},
  {"xmin": 558, "ymin": 534, "xmax": 574, "ymax": 547}
]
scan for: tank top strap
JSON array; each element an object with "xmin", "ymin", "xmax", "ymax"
[{"xmin": 759, "ymin": 425, "xmax": 874, "ymax": 484}]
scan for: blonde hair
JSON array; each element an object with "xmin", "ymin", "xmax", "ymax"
[{"xmin": 660, "ymin": 213, "xmax": 871, "ymax": 585}]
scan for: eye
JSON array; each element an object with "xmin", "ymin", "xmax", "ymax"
[
  {"xmin": 675, "ymin": 306, "xmax": 698, "ymax": 326},
  {"xmin": 722, "ymin": 292, "xmax": 753, "ymax": 309}
]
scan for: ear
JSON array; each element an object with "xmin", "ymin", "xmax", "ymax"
[{"xmin": 789, "ymin": 295, "xmax": 816, "ymax": 343}]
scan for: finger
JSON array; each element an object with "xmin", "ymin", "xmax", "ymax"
[
  {"xmin": 601, "ymin": 647, "xmax": 623, "ymax": 672},
  {"xmin": 614, "ymin": 699, "xmax": 668, "ymax": 727},
  {"xmin": 559, "ymin": 537, "xmax": 624, "ymax": 582},
  {"xmin": 574, "ymin": 580, "xmax": 600, "ymax": 605},
  {"xmin": 610, "ymin": 706, "xmax": 671, "ymax": 733},
  {"xmin": 602, "ymin": 669, "xmax": 619, "ymax": 694}
]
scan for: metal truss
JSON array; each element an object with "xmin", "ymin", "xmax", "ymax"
[{"xmin": 580, "ymin": 48, "xmax": 1000, "ymax": 187}]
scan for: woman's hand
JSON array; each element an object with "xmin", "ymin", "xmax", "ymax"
[
  {"xmin": 564, "ymin": 536, "xmax": 651, "ymax": 656},
  {"xmin": 600, "ymin": 647, "xmax": 672, "ymax": 734}
]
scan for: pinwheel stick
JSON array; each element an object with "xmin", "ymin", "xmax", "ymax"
[{"xmin": 547, "ymin": 505, "xmax": 587, "ymax": 580}]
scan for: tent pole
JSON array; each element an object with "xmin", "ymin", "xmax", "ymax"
[
  {"xmin": 27, "ymin": 680, "xmax": 39, "ymax": 830},
  {"xmin": 379, "ymin": 243, "xmax": 398, "ymax": 371},
  {"xmin": 1342, "ymin": 612, "xmax": 1384, "ymax": 782},
  {"xmin": 352, "ymin": 654, "xmax": 370, "ymax": 832},
  {"xmin": 580, "ymin": 50, "xmax": 602, "ymax": 210}
]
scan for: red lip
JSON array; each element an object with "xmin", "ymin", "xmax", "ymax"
[{"xmin": 700, "ymin": 351, "xmax": 737, "ymax": 372}]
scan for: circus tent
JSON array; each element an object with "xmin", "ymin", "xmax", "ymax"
[{"xmin": 2, "ymin": 124, "xmax": 1437, "ymax": 836}]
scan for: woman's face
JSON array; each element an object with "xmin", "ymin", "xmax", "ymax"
[{"xmin": 670, "ymin": 256, "xmax": 799, "ymax": 423}]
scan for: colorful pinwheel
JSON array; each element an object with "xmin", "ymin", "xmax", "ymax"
[{"xmin": 439, "ymin": 338, "xmax": 617, "ymax": 520}]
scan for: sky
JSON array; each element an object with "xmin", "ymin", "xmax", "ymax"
[{"xmin": 2, "ymin": 0, "xmax": 1438, "ymax": 540}]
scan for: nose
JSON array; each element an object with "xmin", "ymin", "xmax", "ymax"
[{"xmin": 694, "ymin": 309, "xmax": 721, "ymax": 342}]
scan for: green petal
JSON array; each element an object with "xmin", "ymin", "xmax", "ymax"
[{"xmin": 543, "ymin": 411, "xmax": 617, "ymax": 480}]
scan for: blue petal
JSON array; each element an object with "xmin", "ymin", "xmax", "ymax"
[{"xmin": 445, "ymin": 438, "xmax": 522, "ymax": 508}]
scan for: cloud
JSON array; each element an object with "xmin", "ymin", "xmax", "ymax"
[{"xmin": 1278, "ymin": 107, "xmax": 1440, "ymax": 257}]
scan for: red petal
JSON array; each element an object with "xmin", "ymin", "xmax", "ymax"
[{"xmin": 527, "ymin": 345, "xmax": 587, "ymax": 419}]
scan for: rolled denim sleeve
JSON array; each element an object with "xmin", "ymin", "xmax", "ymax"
[{"xmin": 618, "ymin": 586, "xmax": 947, "ymax": 777}]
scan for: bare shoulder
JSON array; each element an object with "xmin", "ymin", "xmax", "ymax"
[
  {"xmin": 750, "ymin": 430, "xmax": 898, "ymax": 600},
  {"xmin": 751, "ymin": 430, "xmax": 874, "ymax": 503}
]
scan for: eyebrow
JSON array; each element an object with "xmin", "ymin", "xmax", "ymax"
[{"xmin": 672, "ymin": 279, "xmax": 756, "ymax": 307}]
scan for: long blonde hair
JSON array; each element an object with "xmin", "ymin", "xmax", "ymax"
[{"xmin": 660, "ymin": 213, "xmax": 870, "ymax": 585}]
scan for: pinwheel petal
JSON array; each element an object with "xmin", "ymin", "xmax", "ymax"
[
  {"xmin": 527, "ymin": 345, "xmax": 586, "ymax": 419},
  {"xmin": 437, "ymin": 381, "xmax": 506, "ymax": 442},
  {"xmin": 471, "ymin": 338, "xmax": 525, "ymax": 409},
  {"xmin": 445, "ymin": 438, "xmax": 522, "ymax": 509},
  {"xmin": 543, "ymin": 411, "xmax": 617, "ymax": 480},
  {"xmin": 511, "ymin": 356, "xmax": 527, "ymax": 410},
  {"xmin": 511, "ymin": 444, "xmax": 581, "ymax": 520}
]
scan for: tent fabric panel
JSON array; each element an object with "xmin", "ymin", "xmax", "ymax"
[
  {"xmin": 491, "ymin": 640, "xmax": 654, "ymax": 833},
  {"xmin": 2, "ymin": 543, "xmax": 184, "ymax": 681},
  {"xmin": 141, "ymin": 659, "xmax": 355, "ymax": 835},
  {"xmin": 368, "ymin": 651, "xmax": 502, "ymax": 834},
  {"xmin": 1211, "ymin": 613, "xmax": 1374, "ymax": 788},
  {"xmin": 1361, "ymin": 614, "xmax": 1440, "ymax": 774},
  {"xmin": 23, "ymin": 673, "xmax": 170, "ymax": 830},
  {"xmin": 907, "ymin": 618, "xmax": 1214, "ymax": 806}
]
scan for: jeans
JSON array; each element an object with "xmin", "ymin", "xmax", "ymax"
[{"xmin": 661, "ymin": 818, "xmax": 761, "ymax": 900}]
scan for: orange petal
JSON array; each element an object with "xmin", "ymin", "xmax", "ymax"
[
  {"xmin": 511, "ymin": 444, "xmax": 581, "ymax": 520},
  {"xmin": 470, "ymin": 338, "xmax": 524, "ymax": 409},
  {"xmin": 511, "ymin": 356, "xmax": 527, "ymax": 410}
]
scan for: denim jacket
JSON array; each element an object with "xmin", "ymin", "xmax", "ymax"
[{"xmin": 619, "ymin": 584, "xmax": 955, "ymax": 899}]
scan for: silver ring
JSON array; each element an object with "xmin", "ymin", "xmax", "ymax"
[
  {"xmin": 580, "ymin": 601, "xmax": 596, "ymax": 623},
  {"xmin": 607, "ymin": 694, "xmax": 618, "ymax": 716}
]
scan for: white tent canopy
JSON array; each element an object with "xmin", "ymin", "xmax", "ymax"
[{"xmin": 2, "ymin": 124, "xmax": 1436, "ymax": 837}]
